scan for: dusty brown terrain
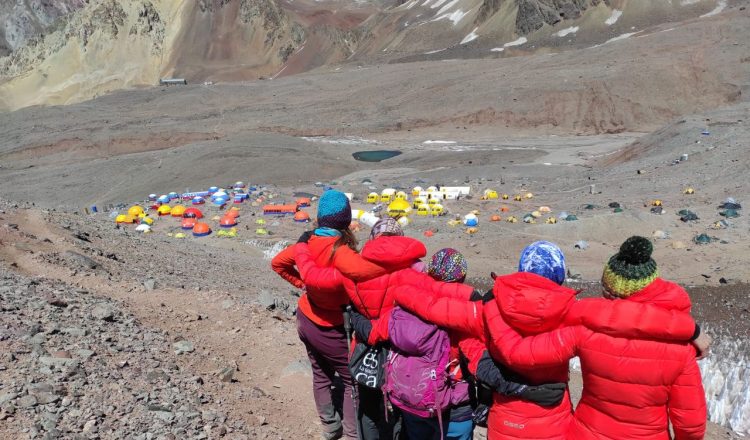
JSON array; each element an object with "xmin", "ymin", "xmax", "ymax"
[{"xmin": 0, "ymin": 199, "xmax": 744, "ymax": 439}]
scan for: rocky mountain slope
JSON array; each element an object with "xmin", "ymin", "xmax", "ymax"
[
  {"xmin": 0, "ymin": 0, "xmax": 738, "ymax": 111},
  {"xmin": 0, "ymin": 0, "xmax": 87, "ymax": 57},
  {"xmin": 0, "ymin": 0, "xmax": 374, "ymax": 111}
]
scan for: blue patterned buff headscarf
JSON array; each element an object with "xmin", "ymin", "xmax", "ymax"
[{"xmin": 518, "ymin": 241, "xmax": 566, "ymax": 285}]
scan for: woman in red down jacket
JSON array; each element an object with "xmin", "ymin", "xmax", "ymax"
[
  {"xmin": 293, "ymin": 217, "xmax": 475, "ymax": 345},
  {"xmin": 292, "ymin": 217, "xmax": 475, "ymax": 440},
  {"xmin": 484, "ymin": 237, "xmax": 707, "ymax": 440},
  {"xmin": 394, "ymin": 240, "xmax": 702, "ymax": 440}
]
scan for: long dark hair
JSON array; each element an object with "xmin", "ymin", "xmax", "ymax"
[{"xmin": 331, "ymin": 228, "xmax": 358, "ymax": 261}]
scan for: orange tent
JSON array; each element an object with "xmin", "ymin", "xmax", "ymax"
[
  {"xmin": 225, "ymin": 209, "xmax": 240, "ymax": 219},
  {"xmin": 490, "ymin": 215, "xmax": 502, "ymax": 222},
  {"xmin": 296, "ymin": 198, "xmax": 312, "ymax": 207},
  {"xmin": 183, "ymin": 208, "xmax": 203, "ymax": 219},
  {"xmin": 294, "ymin": 211, "xmax": 310, "ymax": 222},
  {"xmin": 220, "ymin": 216, "xmax": 238, "ymax": 228},
  {"xmin": 263, "ymin": 204, "xmax": 297, "ymax": 216},
  {"xmin": 181, "ymin": 218, "xmax": 197, "ymax": 230},
  {"xmin": 500, "ymin": 206, "xmax": 510, "ymax": 213},
  {"xmin": 193, "ymin": 223, "xmax": 211, "ymax": 237}
]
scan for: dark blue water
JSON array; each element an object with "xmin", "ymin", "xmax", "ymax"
[{"xmin": 352, "ymin": 150, "xmax": 402, "ymax": 162}]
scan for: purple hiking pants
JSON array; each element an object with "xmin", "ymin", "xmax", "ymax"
[{"xmin": 297, "ymin": 311, "xmax": 358, "ymax": 439}]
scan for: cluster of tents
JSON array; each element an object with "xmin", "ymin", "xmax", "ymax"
[{"xmin": 114, "ymin": 182, "xmax": 259, "ymax": 237}]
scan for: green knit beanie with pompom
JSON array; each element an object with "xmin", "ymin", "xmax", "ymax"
[{"xmin": 602, "ymin": 236, "xmax": 658, "ymax": 297}]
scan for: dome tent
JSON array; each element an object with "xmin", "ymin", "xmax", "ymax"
[
  {"xmin": 367, "ymin": 193, "xmax": 379, "ymax": 203},
  {"xmin": 220, "ymin": 216, "xmax": 238, "ymax": 228},
  {"xmin": 157, "ymin": 205, "xmax": 172, "ymax": 216},
  {"xmin": 128, "ymin": 206, "xmax": 144, "ymax": 217},
  {"xmin": 135, "ymin": 224, "xmax": 151, "ymax": 233},
  {"xmin": 157, "ymin": 195, "xmax": 170, "ymax": 204},
  {"xmin": 387, "ymin": 199, "xmax": 412, "ymax": 218},
  {"xmin": 193, "ymin": 223, "xmax": 211, "ymax": 237},
  {"xmin": 171, "ymin": 205, "xmax": 186, "ymax": 217},
  {"xmin": 380, "ymin": 188, "xmax": 396, "ymax": 203},
  {"xmin": 192, "ymin": 196, "xmax": 205, "ymax": 205},
  {"xmin": 296, "ymin": 197, "xmax": 312, "ymax": 207},
  {"xmin": 182, "ymin": 218, "xmax": 197, "ymax": 230},
  {"xmin": 463, "ymin": 213, "xmax": 479, "ymax": 227},
  {"xmin": 395, "ymin": 191, "xmax": 408, "ymax": 200},
  {"xmin": 183, "ymin": 208, "xmax": 203, "ymax": 219},
  {"xmin": 294, "ymin": 211, "xmax": 311, "ymax": 222},
  {"xmin": 412, "ymin": 186, "xmax": 423, "ymax": 196}
]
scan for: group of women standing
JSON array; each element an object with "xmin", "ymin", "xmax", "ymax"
[{"xmin": 272, "ymin": 190, "xmax": 709, "ymax": 440}]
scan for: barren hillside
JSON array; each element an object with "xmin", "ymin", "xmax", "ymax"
[{"xmin": 0, "ymin": 0, "xmax": 740, "ymax": 110}]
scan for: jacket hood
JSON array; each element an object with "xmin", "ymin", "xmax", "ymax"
[
  {"xmin": 626, "ymin": 278, "xmax": 692, "ymax": 312},
  {"xmin": 361, "ymin": 236, "xmax": 427, "ymax": 271},
  {"xmin": 493, "ymin": 272, "xmax": 577, "ymax": 335}
]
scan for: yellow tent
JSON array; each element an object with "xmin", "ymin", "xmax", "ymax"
[
  {"xmin": 430, "ymin": 204, "xmax": 444, "ymax": 216},
  {"xmin": 367, "ymin": 192, "xmax": 379, "ymax": 203},
  {"xmin": 157, "ymin": 205, "xmax": 172, "ymax": 216},
  {"xmin": 483, "ymin": 190, "xmax": 499, "ymax": 200},
  {"xmin": 128, "ymin": 206, "xmax": 144, "ymax": 217},
  {"xmin": 141, "ymin": 216, "xmax": 154, "ymax": 225},
  {"xmin": 412, "ymin": 187, "xmax": 423, "ymax": 196},
  {"xmin": 115, "ymin": 214, "xmax": 128, "ymax": 224},
  {"xmin": 525, "ymin": 192, "xmax": 534, "ymax": 199},
  {"xmin": 417, "ymin": 205, "xmax": 430, "ymax": 216},
  {"xmin": 171, "ymin": 205, "xmax": 186, "ymax": 217},
  {"xmin": 413, "ymin": 197, "xmax": 427, "ymax": 209},
  {"xmin": 380, "ymin": 189, "xmax": 396, "ymax": 203},
  {"xmin": 387, "ymin": 199, "xmax": 412, "ymax": 218},
  {"xmin": 395, "ymin": 191, "xmax": 408, "ymax": 201},
  {"xmin": 428, "ymin": 198, "xmax": 440, "ymax": 206},
  {"xmin": 502, "ymin": 194, "xmax": 510, "ymax": 200}
]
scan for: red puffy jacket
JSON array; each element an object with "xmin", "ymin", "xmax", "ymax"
[
  {"xmin": 392, "ymin": 278, "xmax": 697, "ymax": 381},
  {"xmin": 271, "ymin": 236, "xmax": 386, "ymax": 327},
  {"xmin": 294, "ymin": 236, "xmax": 474, "ymax": 344},
  {"xmin": 484, "ymin": 275, "xmax": 706, "ymax": 440}
]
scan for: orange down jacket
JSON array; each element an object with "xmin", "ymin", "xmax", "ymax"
[
  {"xmin": 484, "ymin": 275, "xmax": 706, "ymax": 440},
  {"xmin": 271, "ymin": 235, "xmax": 386, "ymax": 327}
]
